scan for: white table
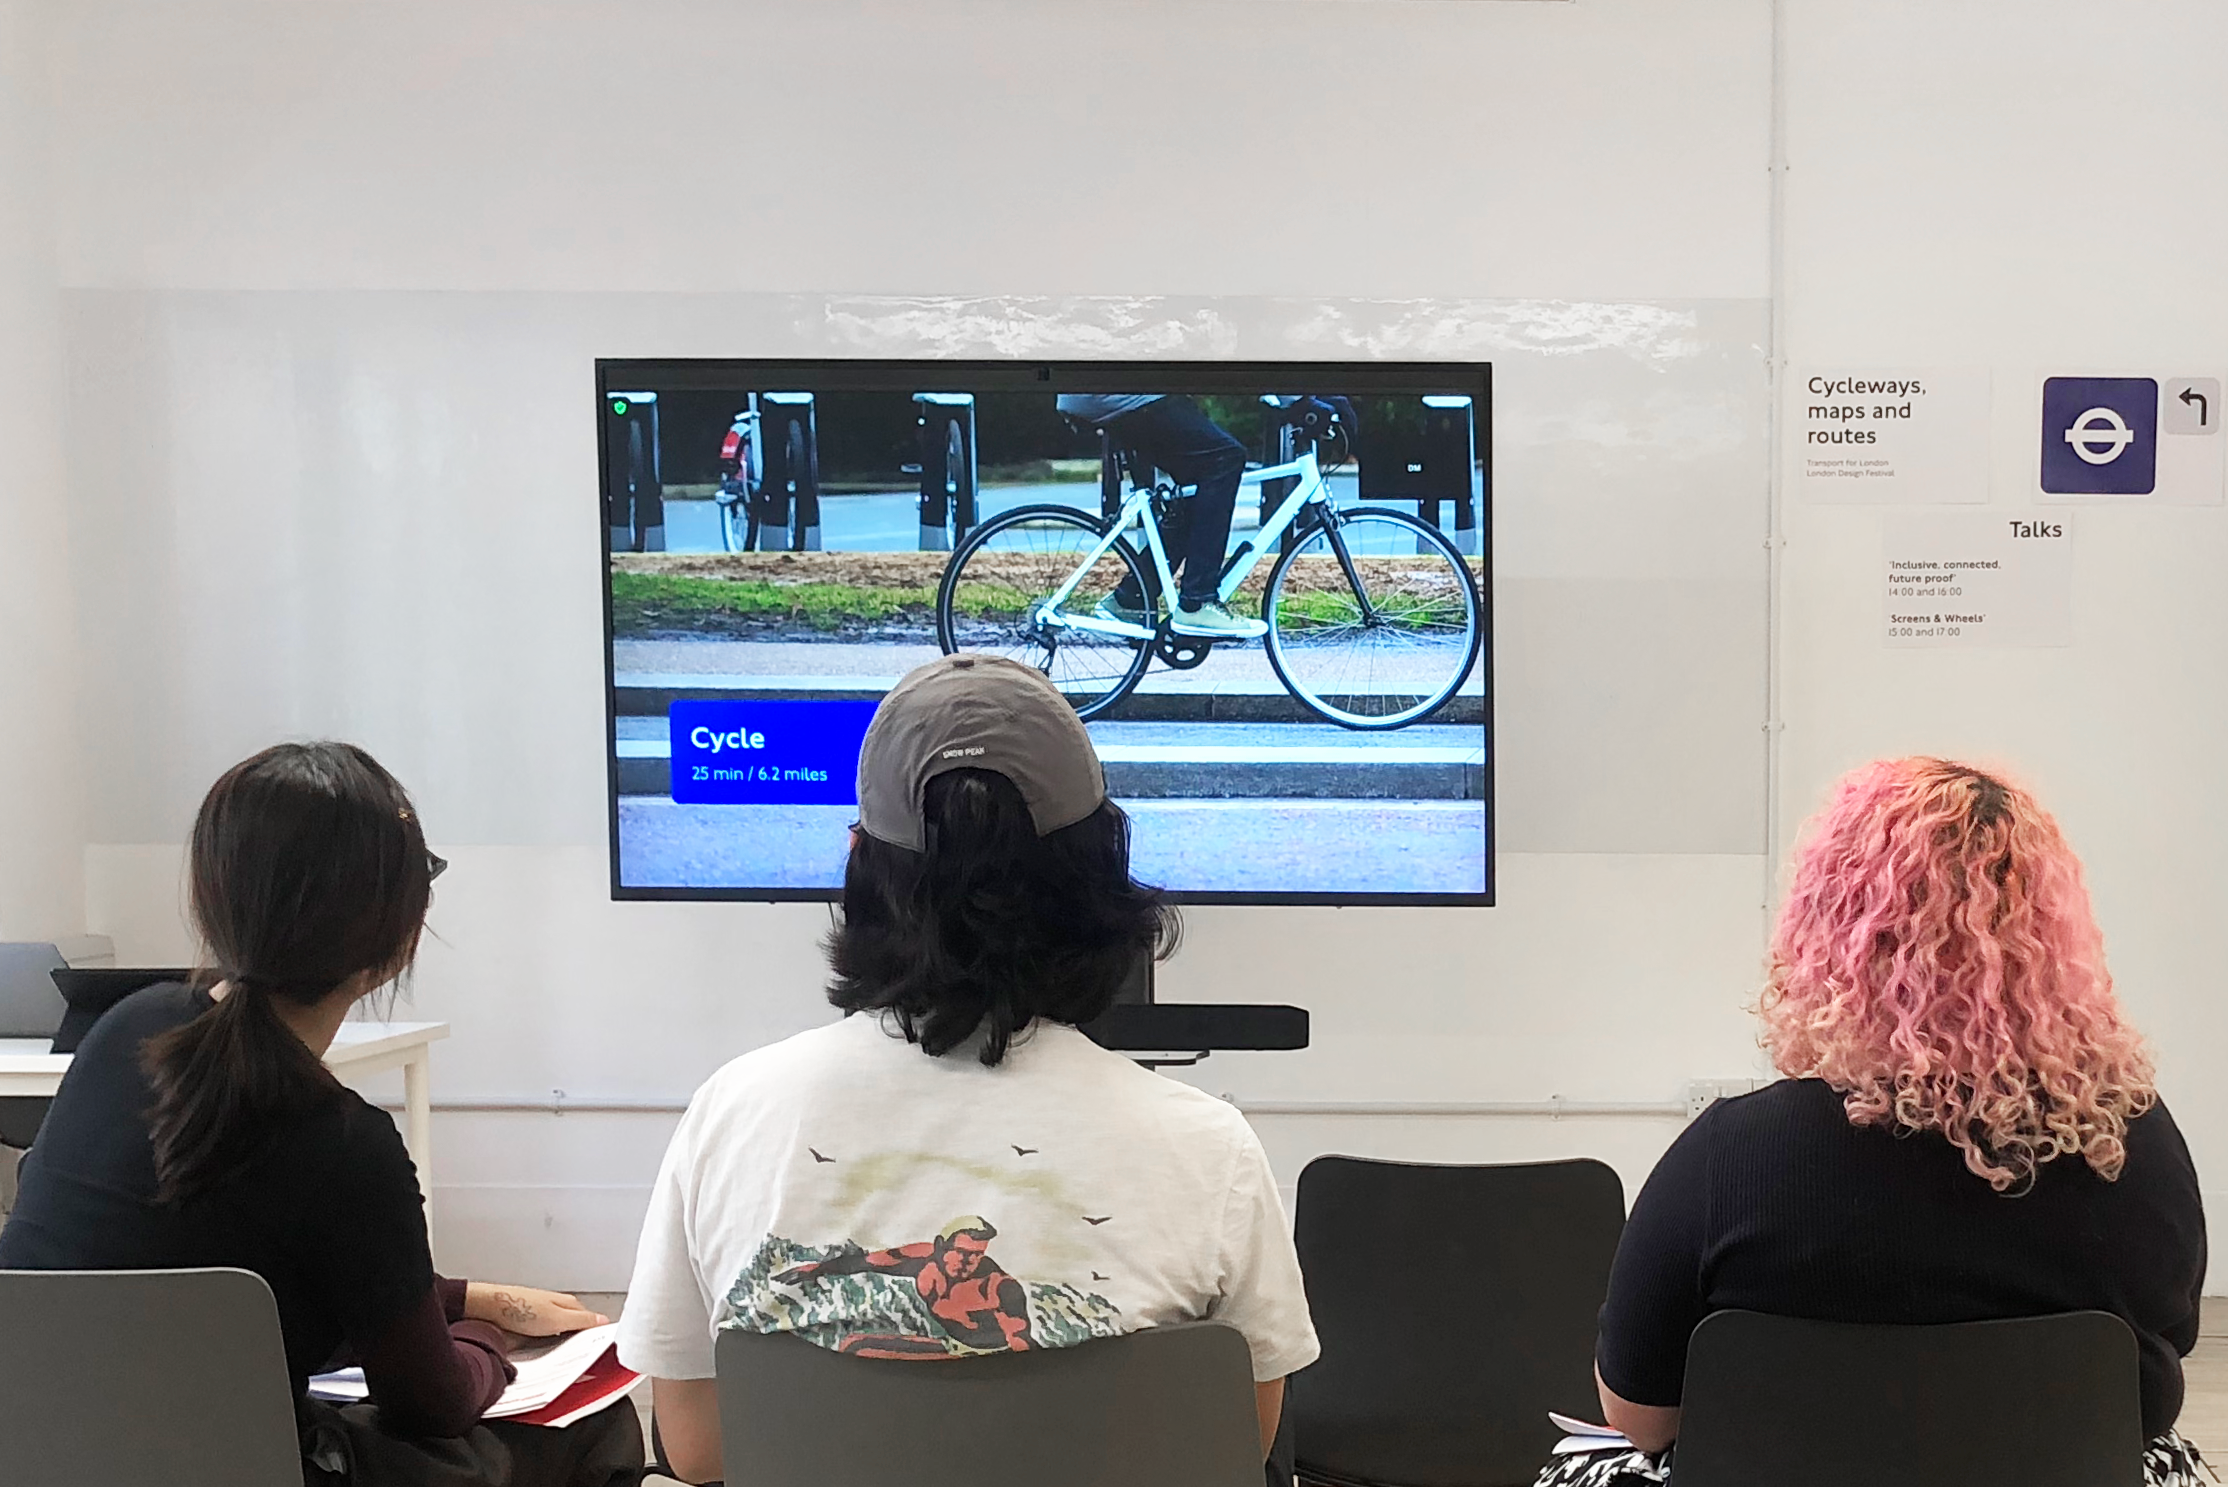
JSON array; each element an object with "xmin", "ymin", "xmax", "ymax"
[{"xmin": 0, "ymin": 1021, "xmax": 450, "ymax": 1211}]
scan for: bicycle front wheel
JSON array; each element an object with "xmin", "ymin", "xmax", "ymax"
[
  {"xmin": 1262, "ymin": 507, "xmax": 1482, "ymax": 729},
  {"xmin": 935, "ymin": 504, "xmax": 1154, "ymax": 720},
  {"xmin": 717, "ymin": 493, "xmax": 752, "ymax": 552}
]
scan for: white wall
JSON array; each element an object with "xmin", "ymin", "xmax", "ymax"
[
  {"xmin": 28, "ymin": 1, "xmax": 2225, "ymax": 1291},
  {"xmin": 60, "ymin": 282, "xmax": 1774, "ymax": 1283},
  {"xmin": 45, "ymin": 0, "xmax": 1769, "ymax": 300},
  {"xmin": 0, "ymin": 0, "xmax": 83, "ymax": 944},
  {"xmin": 13, "ymin": 0, "xmax": 1779, "ymax": 1284},
  {"xmin": 1777, "ymin": 0, "xmax": 2228, "ymax": 1250}
]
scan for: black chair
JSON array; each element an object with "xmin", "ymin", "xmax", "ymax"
[
  {"xmin": 1674, "ymin": 1309, "xmax": 2145, "ymax": 1487},
  {"xmin": 715, "ymin": 1321, "xmax": 1263, "ymax": 1487},
  {"xmin": 1288, "ymin": 1156, "xmax": 1626, "ymax": 1487}
]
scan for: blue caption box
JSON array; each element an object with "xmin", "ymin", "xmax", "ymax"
[{"xmin": 668, "ymin": 699, "xmax": 880, "ymax": 806}]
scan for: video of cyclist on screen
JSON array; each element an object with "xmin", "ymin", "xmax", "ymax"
[{"xmin": 601, "ymin": 383, "xmax": 1486, "ymax": 900}]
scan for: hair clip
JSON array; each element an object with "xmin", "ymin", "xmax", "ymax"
[{"xmin": 397, "ymin": 807, "xmax": 415, "ymax": 822}]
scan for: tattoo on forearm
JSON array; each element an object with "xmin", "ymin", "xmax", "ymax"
[{"xmin": 491, "ymin": 1290, "xmax": 537, "ymax": 1325}]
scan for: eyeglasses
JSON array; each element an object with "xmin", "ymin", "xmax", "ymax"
[{"xmin": 427, "ymin": 851, "xmax": 448, "ymax": 883}]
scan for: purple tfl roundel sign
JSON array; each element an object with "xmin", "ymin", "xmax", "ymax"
[{"xmin": 2041, "ymin": 377, "xmax": 2157, "ymax": 495}]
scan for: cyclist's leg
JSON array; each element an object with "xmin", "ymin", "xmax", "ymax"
[
  {"xmin": 1153, "ymin": 496, "xmax": 1195, "ymax": 602},
  {"xmin": 1106, "ymin": 505, "xmax": 1159, "ymax": 616},
  {"xmin": 1100, "ymin": 448, "xmax": 1193, "ymax": 615},
  {"xmin": 1112, "ymin": 397, "xmax": 1246, "ymax": 606},
  {"xmin": 1117, "ymin": 475, "xmax": 1194, "ymax": 612}
]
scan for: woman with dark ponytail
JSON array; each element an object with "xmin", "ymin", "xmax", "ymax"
[{"xmin": 0, "ymin": 743, "xmax": 644, "ymax": 1486}]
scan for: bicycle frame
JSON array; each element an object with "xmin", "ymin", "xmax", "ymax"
[{"xmin": 1037, "ymin": 447, "xmax": 1339, "ymax": 641}]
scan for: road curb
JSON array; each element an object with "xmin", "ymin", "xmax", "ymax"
[
  {"xmin": 615, "ymin": 677, "xmax": 1484, "ymax": 727},
  {"xmin": 615, "ymin": 746, "xmax": 1484, "ymax": 802}
]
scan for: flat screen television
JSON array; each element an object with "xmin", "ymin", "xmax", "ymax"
[{"xmin": 599, "ymin": 359, "xmax": 1492, "ymax": 905}]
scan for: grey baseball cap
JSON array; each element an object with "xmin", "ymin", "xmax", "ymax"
[{"xmin": 856, "ymin": 653, "xmax": 1107, "ymax": 852}]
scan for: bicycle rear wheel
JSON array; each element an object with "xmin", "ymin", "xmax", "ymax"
[
  {"xmin": 1262, "ymin": 507, "xmax": 1482, "ymax": 729},
  {"xmin": 935, "ymin": 504, "xmax": 1154, "ymax": 720}
]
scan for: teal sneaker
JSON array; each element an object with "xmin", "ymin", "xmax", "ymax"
[
  {"xmin": 1169, "ymin": 599, "xmax": 1268, "ymax": 640},
  {"xmin": 1094, "ymin": 595, "xmax": 1153, "ymax": 629}
]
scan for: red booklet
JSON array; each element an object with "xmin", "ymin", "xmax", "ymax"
[{"xmin": 508, "ymin": 1342, "xmax": 641, "ymax": 1430}]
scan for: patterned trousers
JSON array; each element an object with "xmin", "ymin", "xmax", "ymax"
[{"xmin": 1532, "ymin": 1429, "xmax": 2211, "ymax": 1487}]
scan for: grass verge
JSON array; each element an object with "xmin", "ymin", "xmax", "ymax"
[
  {"xmin": 611, "ymin": 571, "xmax": 939, "ymax": 631},
  {"xmin": 610, "ymin": 569, "xmax": 1464, "ymax": 636}
]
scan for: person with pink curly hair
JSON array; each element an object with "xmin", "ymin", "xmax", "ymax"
[{"xmin": 1540, "ymin": 758, "xmax": 2207, "ymax": 1487}]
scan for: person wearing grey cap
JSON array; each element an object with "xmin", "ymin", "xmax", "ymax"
[{"xmin": 620, "ymin": 655, "xmax": 1319, "ymax": 1484}]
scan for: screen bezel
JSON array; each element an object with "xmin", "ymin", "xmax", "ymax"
[{"xmin": 598, "ymin": 357, "xmax": 1495, "ymax": 907}]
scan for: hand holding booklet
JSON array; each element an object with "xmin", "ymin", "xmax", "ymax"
[
  {"xmin": 309, "ymin": 1322, "xmax": 640, "ymax": 1430},
  {"xmin": 1548, "ymin": 1411, "xmax": 1636, "ymax": 1456}
]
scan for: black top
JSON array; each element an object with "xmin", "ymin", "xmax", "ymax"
[
  {"xmin": 0, "ymin": 984, "xmax": 445, "ymax": 1393},
  {"xmin": 1597, "ymin": 1078, "xmax": 2206, "ymax": 1440}
]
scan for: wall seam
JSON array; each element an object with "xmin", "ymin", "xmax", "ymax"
[{"xmin": 1761, "ymin": 0, "xmax": 1791, "ymax": 925}]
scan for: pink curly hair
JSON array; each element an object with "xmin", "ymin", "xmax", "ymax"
[{"xmin": 1760, "ymin": 757, "xmax": 2154, "ymax": 1191}]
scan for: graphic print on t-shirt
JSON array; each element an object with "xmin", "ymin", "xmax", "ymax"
[
  {"xmin": 616, "ymin": 1022, "xmax": 1322, "ymax": 1389},
  {"xmin": 727, "ymin": 1215, "xmax": 1122, "ymax": 1358}
]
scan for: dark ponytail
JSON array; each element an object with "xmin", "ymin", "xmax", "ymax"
[{"xmin": 143, "ymin": 742, "xmax": 434, "ymax": 1204}]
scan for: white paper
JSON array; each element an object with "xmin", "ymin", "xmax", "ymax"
[
  {"xmin": 1548, "ymin": 1413, "xmax": 1635, "ymax": 1455},
  {"xmin": 307, "ymin": 1323, "xmax": 622, "ymax": 1417},
  {"xmin": 305, "ymin": 1367, "xmax": 369, "ymax": 1402},
  {"xmin": 1554, "ymin": 1435, "xmax": 1639, "ymax": 1456},
  {"xmin": 1883, "ymin": 511, "xmax": 2073, "ymax": 648},
  {"xmin": 1795, "ymin": 369, "xmax": 1991, "ymax": 504}
]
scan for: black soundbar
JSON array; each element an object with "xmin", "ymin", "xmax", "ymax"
[{"xmin": 1083, "ymin": 1003, "xmax": 1309, "ymax": 1053}]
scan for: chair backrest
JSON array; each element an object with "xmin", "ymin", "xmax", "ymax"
[
  {"xmin": 715, "ymin": 1321, "xmax": 1262, "ymax": 1487},
  {"xmin": 0, "ymin": 1267, "xmax": 302, "ymax": 1487},
  {"xmin": 1289, "ymin": 1155, "xmax": 1626, "ymax": 1487},
  {"xmin": 1674, "ymin": 1309, "xmax": 2145, "ymax": 1487}
]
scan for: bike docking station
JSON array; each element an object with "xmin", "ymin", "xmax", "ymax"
[
  {"xmin": 1081, "ymin": 953, "xmax": 1309, "ymax": 1071},
  {"xmin": 912, "ymin": 392, "xmax": 979, "ymax": 552},
  {"xmin": 604, "ymin": 391, "xmax": 665, "ymax": 553},
  {"xmin": 1353, "ymin": 394, "xmax": 1483, "ymax": 557},
  {"xmin": 754, "ymin": 391, "xmax": 823, "ymax": 551}
]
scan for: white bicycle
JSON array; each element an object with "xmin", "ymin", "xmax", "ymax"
[{"xmin": 933, "ymin": 405, "xmax": 1482, "ymax": 729}]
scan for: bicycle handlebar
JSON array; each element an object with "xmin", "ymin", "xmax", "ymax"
[{"xmin": 1275, "ymin": 395, "xmax": 1358, "ymax": 456}]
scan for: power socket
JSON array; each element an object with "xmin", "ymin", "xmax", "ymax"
[{"xmin": 1683, "ymin": 1078, "xmax": 1768, "ymax": 1120}]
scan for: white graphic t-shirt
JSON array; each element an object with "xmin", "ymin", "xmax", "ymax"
[{"xmin": 619, "ymin": 1012, "xmax": 1319, "ymax": 1383}]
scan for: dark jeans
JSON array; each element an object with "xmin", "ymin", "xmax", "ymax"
[
  {"xmin": 301, "ymin": 1395, "xmax": 645, "ymax": 1486},
  {"xmin": 1107, "ymin": 395, "xmax": 1248, "ymax": 606}
]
